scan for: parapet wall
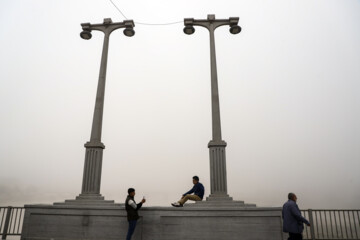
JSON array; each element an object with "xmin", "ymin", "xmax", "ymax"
[{"xmin": 21, "ymin": 204, "xmax": 285, "ymax": 240}]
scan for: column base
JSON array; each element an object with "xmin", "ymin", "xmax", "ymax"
[
  {"xmin": 54, "ymin": 194, "xmax": 115, "ymax": 206},
  {"xmin": 206, "ymin": 193, "xmax": 233, "ymax": 201},
  {"xmin": 76, "ymin": 193, "xmax": 105, "ymax": 200},
  {"xmin": 191, "ymin": 194, "xmax": 256, "ymax": 207},
  {"xmin": 192, "ymin": 201, "xmax": 256, "ymax": 208}
]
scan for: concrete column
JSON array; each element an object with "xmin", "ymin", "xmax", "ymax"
[
  {"xmin": 59, "ymin": 19, "xmax": 135, "ymax": 205},
  {"xmin": 89, "ymin": 33, "xmax": 109, "ymax": 143},
  {"xmin": 207, "ymin": 21, "xmax": 231, "ymax": 201},
  {"xmin": 184, "ymin": 15, "xmax": 242, "ymax": 203},
  {"xmin": 209, "ymin": 23, "xmax": 222, "ymax": 142},
  {"xmin": 77, "ymin": 32, "xmax": 109, "ymax": 200}
]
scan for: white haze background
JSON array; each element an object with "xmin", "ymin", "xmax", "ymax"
[{"xmin": 0, "ymin": 0, "xmax": 359, "ymax": 209}]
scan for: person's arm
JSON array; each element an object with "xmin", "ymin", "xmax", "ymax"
[
  {"xmin": 136, "ymin": 198, "xmax": 146, "ymax": 210},
  {"xmin": 128, "ymin": 200, "xmax": 137, "ymax": 209},
  {"xmin": 289, "ymin": 204, "xmax": 310, "ymax": 225},
  {"xmin": 136, "ymin": 202, "xmax": 143, "ymax": 210},
  {"xmin": 183, "ymin": 185, "xmax": 196, "ymax": 196}
]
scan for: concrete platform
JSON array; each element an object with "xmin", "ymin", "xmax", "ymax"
[{"xmin": 21, "ymin": 202, "xmax": 285, "ymax": 240}]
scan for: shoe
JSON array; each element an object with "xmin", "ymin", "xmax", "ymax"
[{"xmin": 171, "ymin": 202, "xmax": 183, "ymax": 207}]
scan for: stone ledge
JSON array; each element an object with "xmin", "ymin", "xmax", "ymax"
[
  {"xmin": 21, "ymin": 204, "xmax": 285, "ymax": 240},
  {"xmin": 23, "ymin": 203, "xmax": 281, "ymax": 212}
]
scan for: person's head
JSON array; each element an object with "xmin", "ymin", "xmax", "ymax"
[
  {"xmin": 288, "ymin": 192, "xmax": 297, "ymax": 202},
  {"xmin": 192, "ymin": 176, "xmax": 199, "ymax": 184},
  {"xmin": 128, "ymin": 188, "xmax": 135, "ymax": 197}
]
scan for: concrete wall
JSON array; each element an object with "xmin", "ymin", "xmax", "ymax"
[{"xmin": 21, "ymin": 204, "xmax": 285, "ymax": 240}]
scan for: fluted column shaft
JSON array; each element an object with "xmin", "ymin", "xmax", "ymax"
[
  {"xmin": 184, "ymin": 15, "xmax": 237, "ymax": 201},
  {"xmin": 207, "ymin": 23, "xmax": 230, "ymax": 200},
  {"xmin": 75, "ymin": 19, "xmax": 135, "ymax": 202},
  {"xmin": 78, "ymin": 32, "xmax": 109, "ymax": 200}
]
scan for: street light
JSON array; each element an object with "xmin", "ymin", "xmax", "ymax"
[
  {"xmin": 183, "ymin": 14, "xmax": 241, "ymax": 202},
  {"xmin": 80, "ymin": 30, "xmax": 92, "ymax": 40},
  {"xmin": 230, "ymin": 25, "xmax": 241, "ymax": 34},
  {"xmin": 184, "ymin": 16, "xmax": 241, "ymax": 35},
  {"xmin": 75, "ymin": 18, "xmax": 135, "ymax": 203},
  {"xmin": 183, "ymin": 25, "xmax": 195, "ymax": 35},
  {"xmin": 123, "ymin": 24, "xmax": 135, "ymax": 37}
]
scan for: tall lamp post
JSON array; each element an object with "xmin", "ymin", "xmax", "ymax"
[
  {"xmin": 183, "ymin": 15, "xmax": 241, "ymax": 201},
  {"xmin": 74, "ymin": 18, "xmax": 135, "ymax": 203}
]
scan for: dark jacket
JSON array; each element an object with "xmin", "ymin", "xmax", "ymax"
[
  {"xmin": 125, "ymin": 195, "xmax": 143, "ymax": 221},
  {"xmin": 282, "ymin": 200, "xmax": 310, "ymax": 234},
  {"xmin": 183, "ymin": 182, "xmax": 205, "ymax": 199}
]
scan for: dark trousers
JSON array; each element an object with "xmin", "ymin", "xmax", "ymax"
[
  {"xmin": 126, "ymin": 220, "xmax": 137, "ymax": 240},
  {"xmin": 288, "ymin": 232, "xmax": 303, "ymax": 240}
]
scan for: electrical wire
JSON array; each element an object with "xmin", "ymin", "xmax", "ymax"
[
  {"xmin": 135, "ymin": 21, "xmax": 183, "ymax": 26},
  {"xmin": 109, "ymin": 0, "xmax": 183, "ymax": 26},
  {"xmin": 109, "ymin": 0, "xmax": 128, "ymax": 20}
]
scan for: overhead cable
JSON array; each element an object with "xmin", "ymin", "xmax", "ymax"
[{"xmin": 109, "ymin": 0, "xmax": 182, "ymax": 26}]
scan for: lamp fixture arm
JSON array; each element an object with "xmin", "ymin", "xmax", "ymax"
[
  {"xmin": 81, "ymin": 20, "xmax": 135, "ymax": 35},
  {"xmin": 184, "ymin": 17, "xmax": 239, "ymax": 32}
]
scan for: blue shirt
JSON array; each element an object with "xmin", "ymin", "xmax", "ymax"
[
  {"xmin": 282, "ymin": 200, "xmax": 310, "ymax": 234},
  {"xmin": 183, "ymin": 182, "xmax": 205, "ymax": 199}
]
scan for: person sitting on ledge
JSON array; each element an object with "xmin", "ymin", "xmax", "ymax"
[{"xmin": 171, "ymin": 176, "xmax": 204, "ymax": 207}]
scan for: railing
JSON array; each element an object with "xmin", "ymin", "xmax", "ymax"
[
  {"xmin": 0, "ymin": 207, "xmax": 24, "ymax": 240},
  {"xmin": 302, "ymin": 209, "xmax": 360, "ymax": 240}
]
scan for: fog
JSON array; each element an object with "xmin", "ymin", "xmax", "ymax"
[{"xmin": 0, "ymin": 0, "xmax": 359, "ymax": 209}]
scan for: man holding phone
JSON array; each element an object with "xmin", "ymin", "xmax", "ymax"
[{"xmin": 125, "ymin": 188, "xmax": 146, "ymax": 240}]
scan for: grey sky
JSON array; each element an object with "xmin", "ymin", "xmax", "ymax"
[{"xmin": 0, "ymin": 0, "xmax": 359, "ymax": 209}]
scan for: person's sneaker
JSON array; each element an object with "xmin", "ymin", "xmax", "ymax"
[{"xmin": 171, "ymin": 202, "xmax": 183, "ymax": 207}]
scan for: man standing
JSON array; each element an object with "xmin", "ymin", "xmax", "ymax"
[
  {"xmin": 125, "ymin": 188, "xmax": 146, "ymax": 240},
  {"xmin": 282, "ymin": 192, "xmax": 310, "ymax": 240},
  {"xmin": 171, "ymin": 176, "xmax": 204, "ymax": 207}
]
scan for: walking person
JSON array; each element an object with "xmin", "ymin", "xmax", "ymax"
[
  {"xmin": 282, "ymin": 192, "xmax": 310, "ymax": 240},
  {"xmin": 125, "ymin": 188, "xmax": 145, "ymax": 240},
  {"xmin": 171, "ymin": 176, "xmax": 204, "ymax": 207}
]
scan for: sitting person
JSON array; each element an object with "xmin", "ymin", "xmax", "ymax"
[{"xmin": 171, "ymin": 176, "xmax": 204, "ymax": 207}]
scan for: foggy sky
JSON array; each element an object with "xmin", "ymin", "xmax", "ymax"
[{"xmin": 0, "ymin": 0, "xmax": 359, "ymax": 209}]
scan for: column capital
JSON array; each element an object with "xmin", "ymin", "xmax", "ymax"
[
  {"xmin": 84, "ymin": 141, "xmax": 105, "ymax": 149},
  {"xmin": 208, "ymin": 140, "xmax": 227, "ymax": 148}
]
